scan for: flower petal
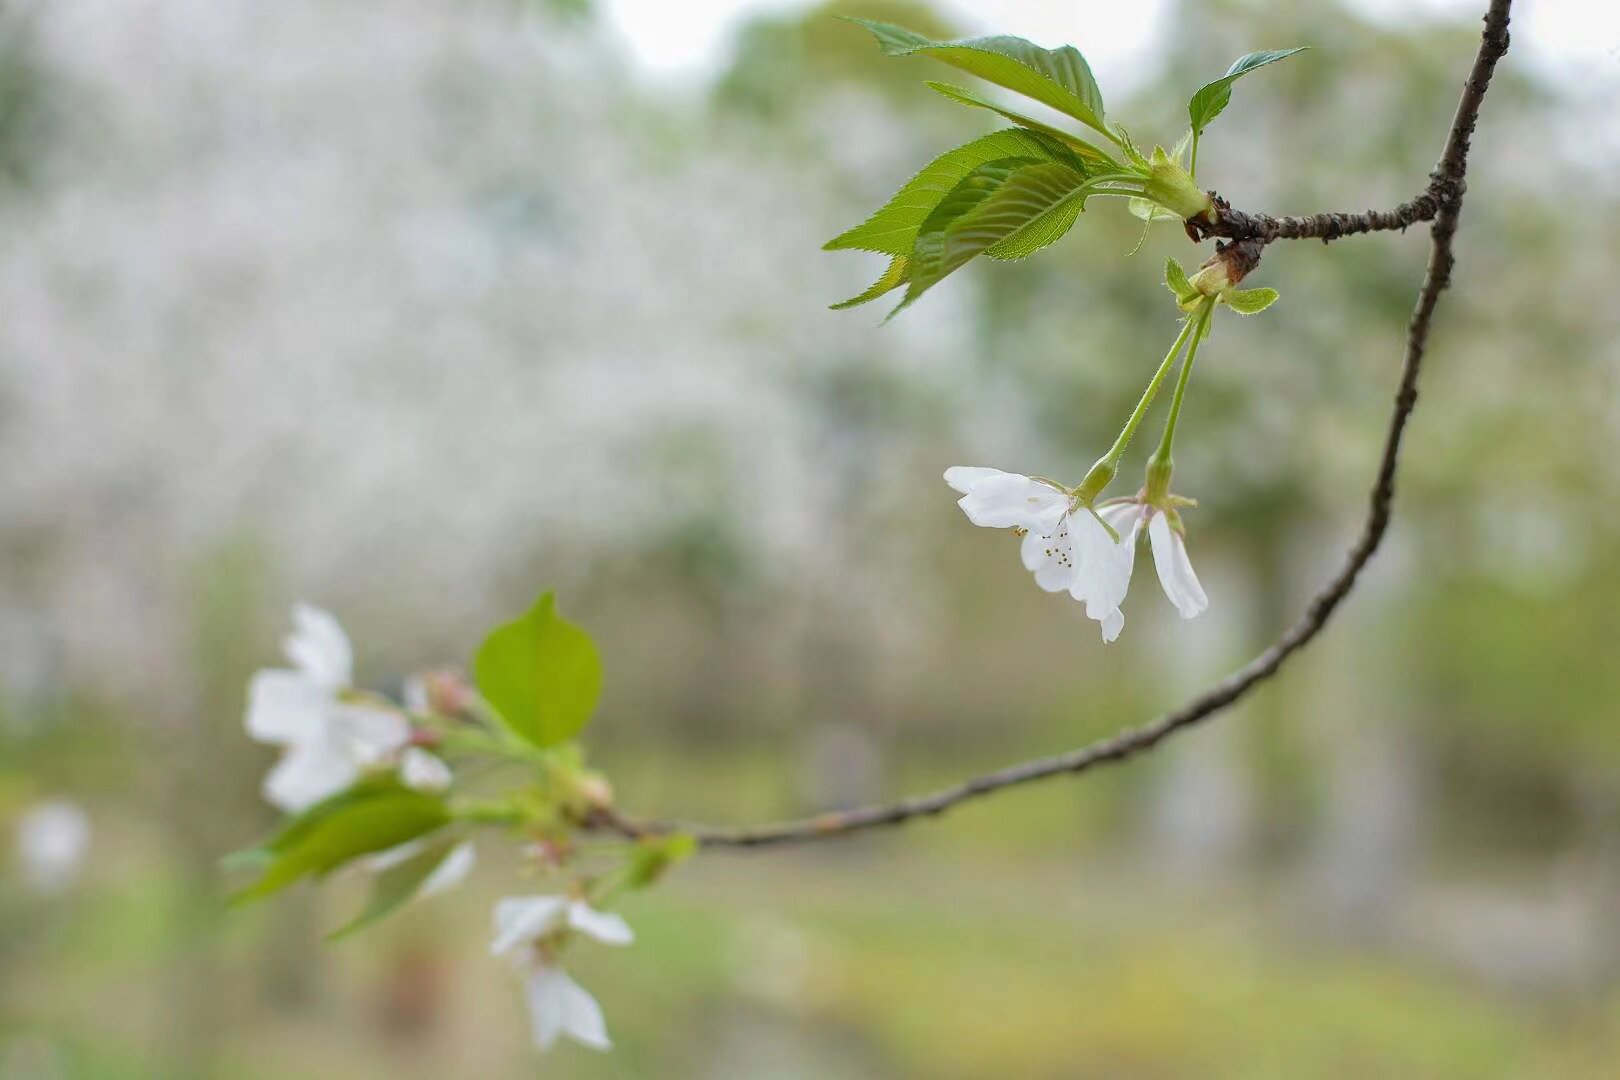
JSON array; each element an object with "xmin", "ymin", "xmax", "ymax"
[
  {"xmin": 943, "ymin": 466, "xmax": 1008, "ymax": 494},
  {"xmin": 329, "ymin": 703, "xmax": 411, "ymax": 764},
  {"xmin": 952, "ymin": 471, "xmax": 1068, "ymax": 531},
  {"xmin": 491, "ymin": 895, "xmax": 568, "ymax": 956},
  {"xmin": 526, "ymin": 966, "xmax": 610, "ymax": 1052},
  {"xmin": 1020, "ymin": 520, "xmax": 1075, "ymax": 593},
  {"xmin": 1069, "ymin": 506, "xmax": 1141, "ymax": 639},
  {"xmin": 400, "ymin": 747, "xmax": 453, "ymax": 792},
  {"xmin": 284, "ymin": 604, "xmax": 354, "ymax": 690},
  {"xmin": 567, "ymin": 901, "xmax": 634, "ymax": 946},
  {"xmin": 1148, "ymin": 512, "xmax": 1209, "ymax": 619},
  {"xmin": 245, "ymin": 669, "xmax": 325, "ymax": 745},
  {"xmin": 262, "ymin": 738, "xmax": 357, "ymax": 812}
]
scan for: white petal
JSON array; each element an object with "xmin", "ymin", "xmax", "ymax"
[
  {"xmin": 526, "ymin": 966, "xmax": 610, "ymax": 1052},
  {"xmin": 567, "ymin": 901, "xmax": 634, "ymax": 946},
  {"xmin": 1068, "ymin": 506, "xmax": 1141, "ymax": 635},
  {"xmin": 262, "ymin": 738, "xmax": 357, "ymax": 812},
  {"xmin": 953, "ymin": 472, "xmax": 1069, "ymax": 531},
  {"xmin": 491, "ymin": 895, "xmax": 568, "ymax": 956},
  {"xmin": 244, "ymin": 669, "xmax": 325, "ymax": 745},
  {"xmin": 14, "ymin": 799, "xmax": 91, "ymax": 893},
  {"xmin": 1020, "ymin": 520, "xmax": 1075, "ymax": 593},
  {"xmin": 329, "ymin": 703, "xmax": 411, "ymax": 764},
  {"xmin": 284, "ymin": 603, "xmax": 354, "ymax": 690},
  {"xmin": 1100, "ymin": 607, "xmax": 1125, "ymax": 643},
  {"xmin": 400, "ymin": 747, "xmax": 452, "ymax": 792},
  {"xmin": 1148, "ymin": 512, "xmax": 1209, "ymax": 619},
  {"xmin": 943, "ymin": 465, "xmax": 1008, "ymax": 494},
  {"xmin": 418, "ymin": 841, "xmax": 476, "ymax": 898}
]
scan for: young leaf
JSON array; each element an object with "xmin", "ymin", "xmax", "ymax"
[
  {"xmin": 1187, "ymin": 48, "xmax": 1307, "ymax": 135},
  {"xmin": 848, "ymin": 19, "xmax": 1110, "ymax": 140},
  {"xmin": 924, "ymin": 82, "xmax": 1116, "ymax": 171},
  {"xmin": 1225, "ymin": 286, "xmax": 1279, "ymax": 314},
  {"xmin": 961, "ymin": 162, "xmax": 1094, "ymax": 262},
  {"xmin": 328, "ymin": 836, "xmax": 464, "ymax": 940},
  {"xmin": 889, "ymin": 157, "xmax": 1040, "ymax": 316},
  {"xmin": 826, "ymin": 128, "xmax": 1075, "ymax": 256},
  {"xmin": 831, "ymin": 254, "xmax": 909, "ymax": 310},
  {"xmin": 474, "ymin": 591, "xmax": 602, "ymax": 749},
  {"xmin": 231, "ymin": 781, "xmax": 450, "ymax": 905},
  {"xmin": 1164, "ymin": 257, "xmax": 1197, "ymax": 303}
]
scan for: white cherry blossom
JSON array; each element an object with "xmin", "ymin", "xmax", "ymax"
[
  {"xmin": 1095, "ymin": 500, "xmax": 1211, "ymax": 621},
  {"xmin": 245, "ymin": 605, "xmax": 411, "ymax": 812},
  {"xmin": 491, "ymin": 895, "xmax": 634, "ymax": 1052},
  {"xmin": 945, "ymin": 467, "xmax": 1136, "ymax": 641},
  {"xmin": 13, "ymin": 799, "xmax": 91, "ymax": 894}
]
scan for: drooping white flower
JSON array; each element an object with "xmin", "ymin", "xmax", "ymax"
[
  {"xmin": 13, "ymin": 799, "xmax": 91, "ymax": 894},
  {"xmin": 491, "ymin": 895, "xmax": 633, "ymax": 1052},
  {"xmin": 245, "ymin": 604, "xmax": 411, "ymax": 812},
  {"xmin": 945, "ymin": 467, "xmax": 1136, "ymax": 641},
  {"xmin": 1146, "ymin": 508, "xmax": 1209, "ymax": 619},
  {"xmin": 1091, "ymin": 499, "xmax": 1210, "ymax": 622}
]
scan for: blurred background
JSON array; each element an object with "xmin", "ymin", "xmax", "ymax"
[{"xmin": 2, "ymin": 0, "xmax": 1619, "ymax": 1076}]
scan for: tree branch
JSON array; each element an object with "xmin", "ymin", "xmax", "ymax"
[{"xmin": 607, "ymin": 0, "xmax": 1513, "ymax": 851}]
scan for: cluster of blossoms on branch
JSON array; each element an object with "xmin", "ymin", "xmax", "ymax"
[
  {"xmin": 234, "ymin": 601, "xmax": 688, "ymax": 1053},
  {"xmin": 228, "ymin": 16, "xmax": 1302, "ymax": 1059}
]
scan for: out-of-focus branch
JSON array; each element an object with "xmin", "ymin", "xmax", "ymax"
[{"xmin": 605, "ymin": 0, "xmax": 1513, "ymax": 850}]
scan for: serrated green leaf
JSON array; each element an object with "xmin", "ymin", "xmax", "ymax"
[
  {"xmin": 1225, "ymin": 286, "xmax": 1279, "ymax": 314},
  {"xmin": 826, "ymin": 129, "xmax": 1074, "ymax": 256},
  {"xmin": 474, "ymin": 591, "xmax": 602, "ymax": 749},
  {"xmin": 1164, "ymin": 257, "xmax": 1197, "ymax": 302},
  {"xmin": 886, "ymin": 157, "xmax": 1038, "ymax": 317},
  {"xmin": 894, "ymin": 160, "xmax": 1091, "ymax": 315},
  {"xmin": 831, "ymin": 254, "xmax": 909, "ymax": 310},
  {"xmin": 848, "ymin": 19, "xmax": 1109, "ymax": 139},
  {"xmin": 328, "ymin": 836, "xmax": 462, "ymax": 940},
  {"xmin": 924, "ymin": 82, "xmax": 1116, "ymax": 171},
  {"xmin": 231, "ymin": 782, "xmax": 449, "ymax": 905},
  {"xmin": 1188, "ymin": 48, "xmax": 1307, "ymax": 134}
]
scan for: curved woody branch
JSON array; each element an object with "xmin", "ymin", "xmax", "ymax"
[{"xmin": 606, "ymin": 0, "xmax": 1514, "ymax": 850}]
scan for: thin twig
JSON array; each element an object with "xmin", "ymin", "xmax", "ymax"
[{"xmin": 610, "ymin": 0, "xmax": 1513, "ymax": 850}]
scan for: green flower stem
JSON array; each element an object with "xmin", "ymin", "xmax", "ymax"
[
  {"xmin": 1147, "ymin": 299, "xmax": 1216, "ymax": 498},
  {"xmin": 1076, "ymin": 311, "xmax": 1202, "ymax": 501}
]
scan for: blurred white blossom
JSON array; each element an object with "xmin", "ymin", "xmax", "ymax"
[
  {"xmin": 491, "ymin": 895, "xmax": 633, "ymax": 1052},
  {"xmin": 13, "ymin": 799, "xmax": 91, "ymax": 894},
  {"xmin": 245, "ymin": 605, "xmax": 409, "ymax": 811}
]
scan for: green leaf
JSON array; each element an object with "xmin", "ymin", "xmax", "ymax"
[
  {"xmin": 328, "ymin": 836, "xmax": 463, "ymax": 940},
  {"xmin": 848, "ymin": 19, "xmax": 1109, "ymax": 139},
  {"xmin": 1187, "ymin": 48, "xmax": 1307, "ymax": 135},
  {"xmin": 893, "ymin": 160, "xmax": 1091, "ymax": 316},
  {"xmin": 475, "ymin": 591, "xmax": 602, "ymax": 749},
  {"xmin": 1225, "ymin": 286, "xmax": 1279, "ymax": 314},
  {"xmin": 1164, "ymin": 257, "xmax": 1197, "ymax": 303},
  {"xmin": 826, "ymin": 128, "xmax": 1075, "ymax": 256},
  {"xmin": 831, "ymin": 254, "xmax": 909, "ymax": 310},
  {"xmin": 924, "ymin": 82, "xmax": 1116, "ymax": 171},
  {"xmin": 231, "ymin": 780, "xmax": 450, "ymax": 905}
]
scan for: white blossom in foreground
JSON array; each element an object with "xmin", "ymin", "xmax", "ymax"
[
  {"xmin": 13, "ymin": 799, "xmax": 91, "ymax": 894},
  {"xmin": 1098, "ymin": 499, "xmax": 1211, "ymax": 621},
  {"xmin": 945, "ymin": 467, "xmax": 1137, "ymax": 641},
  {"xmin": 491, "ymin": 895, "xmax": 634, "ymax": 1053},
  {"xmin": 245, "ymin": 605, "xmax": 411, "ymax": 811}
]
